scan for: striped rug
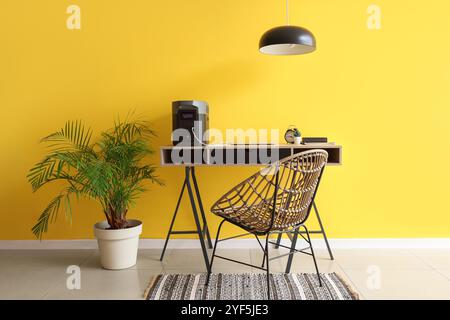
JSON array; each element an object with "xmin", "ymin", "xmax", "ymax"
[{"xmin": 144, "ymin": 273, "xmax": 359, "ymax": 300}]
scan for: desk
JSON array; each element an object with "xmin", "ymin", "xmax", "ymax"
[{"xmin": 159, "ymin": 143, "xmax": 342, "ymax": 272}]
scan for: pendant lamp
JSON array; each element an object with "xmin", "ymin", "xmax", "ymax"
[{"xmin": 259, "ymin": 0, "xmax": 316, "ymax": 55}]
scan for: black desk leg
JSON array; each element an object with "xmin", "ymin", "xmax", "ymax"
[
  {"xmin": 274, "ymin": 201, "xmax": 334, "ymax": 261},
  {"xmin": 275, "ymin": 234, "xmax": 282, "ymax": 249},
  {"xmin": 160, "ymin": 167, "xmax": 211, "ymax": 272},
  {"xmin": 160, "ymin": 180, "xmax": 186, "ymax": 261},
  {"xmin": 191, "ymin": 167, "xmax": 213, "ymax": 249},
  {"xmin": 285, "ymin": 228, "xmax": 299, "ymax": 273},
  {"xmin": 185, "ymin": 167, "xmax": 211, "ymax": 272}
]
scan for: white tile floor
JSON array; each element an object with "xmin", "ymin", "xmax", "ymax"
[{"xmin": 0, "ymin": 248, "xmax": 449, "ymax": 300}]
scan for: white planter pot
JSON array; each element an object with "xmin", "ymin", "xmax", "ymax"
[
  {"xmin": 294, "ymin": 136, "xmax": 302, "ymax": 144},
  {"xmin": 93, "ymin": 219, "xmax": 142, "ymax": 270}
]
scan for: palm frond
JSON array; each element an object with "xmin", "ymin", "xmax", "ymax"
[
  {"xmin": 77, "ymin": 158, "xmax": 117, "ymax": 199},
  {"xmin": 111, "ymin": 118, "xmax": 156, "ymax": 144},
  {"xmin": 42, "ymin": 120, "xmax": 93, "ymax": 152},
  {"xmin": 32, "ymin": 194, "xmax": 63, "ymax": 239},
  {"xmin": 27, "ymin": 158, "xmax": 58, "ymax": 191},
  {"xmin": 64, "ymin": 186, "xmax": 77, "ymax": 224},
  {"xmin": 132, "ymin": 165, "xmax": 164, "ymax": 186},
  {"xmin": 32, "ymin": 185, "xmax": 80, "ymax": 239},
  {"xmin": 27, "ymin": 151, "xmax": 92, "ymax": 192}
]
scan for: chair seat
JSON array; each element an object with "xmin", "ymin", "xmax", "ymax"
[{"xmin": 211, "ymin": 204, "xmax": 275, "ymax": 235}]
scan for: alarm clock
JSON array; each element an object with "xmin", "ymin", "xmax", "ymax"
[{"xmin": 284, "ymin": 127, "xmax": 301, "ymax": 144}]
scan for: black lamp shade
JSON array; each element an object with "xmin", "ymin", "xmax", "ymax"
[{"xmin": 259, "ymin": 25, "xmax": 316, "ymax": 55}]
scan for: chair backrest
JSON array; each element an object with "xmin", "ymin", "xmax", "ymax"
[{"xmin": 271, "ymin": 149, "xmax": 328, "ymax": 231}]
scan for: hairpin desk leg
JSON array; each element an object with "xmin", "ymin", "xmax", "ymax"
[
  {"xmin": 159, "ymin": 167, "xmax": 212, "ymax": 272},
  {"xmin": 285, "ymin": 228, "xmax": 299, "ymax": 273},
  {"xmin": 185, "ymin": 167, "xmax": 211, "ymax": 272},
  {"xmin": 274, "ymin": 233, "xmax": 282, "ymax": 249},
  {"xmin": 313, "ymin": 202, "xmax": 334, "ymax": 260},
  {"xmin": 191, "ymin": 167, "xmax": 213, "ymax": 249},
  {"xmin": 160, "ymin": 180, "xmax": 186, "ymax": 261}
]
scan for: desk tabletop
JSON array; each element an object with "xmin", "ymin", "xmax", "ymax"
[
  {"xmin": 160, "ymin": 143, "xmax": 339, "ymax": 149},
  {"xmin": 160, "ymin": 143, "xmax": 342, "ymax": 166}
]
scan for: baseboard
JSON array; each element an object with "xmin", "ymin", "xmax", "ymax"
[{"xmin": 1, "ymin": 238, "xmax": 450, "ymax": 250}]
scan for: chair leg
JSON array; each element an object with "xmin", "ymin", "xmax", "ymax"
[
  {"xmin": 253, "ymin": 235, "xmax": 266, "ymax": 268},
  {"xmin": 265, "ymin": 234, "xmax": 271, "ymax": 300},
  {"xmin": 206, "ymin": 219, "xmax": 225, "ymax": 286},
  {"xmin": 301, "ymin": 225, "xmax": 322, "ymax": 287}
]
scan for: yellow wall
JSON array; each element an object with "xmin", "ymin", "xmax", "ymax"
[{"xmin": 1, "ymin": 0, "xmax": 450, "ymax": 240}]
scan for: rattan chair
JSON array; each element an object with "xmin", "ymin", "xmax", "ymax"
[{"xmin": 205, "ymin": 149, "xmax": 328, "ymax": 298}]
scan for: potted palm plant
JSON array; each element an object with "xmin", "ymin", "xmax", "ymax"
[{"xmin": 27, "ymin": 117, "xmax": 162, "ymax": 269}]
